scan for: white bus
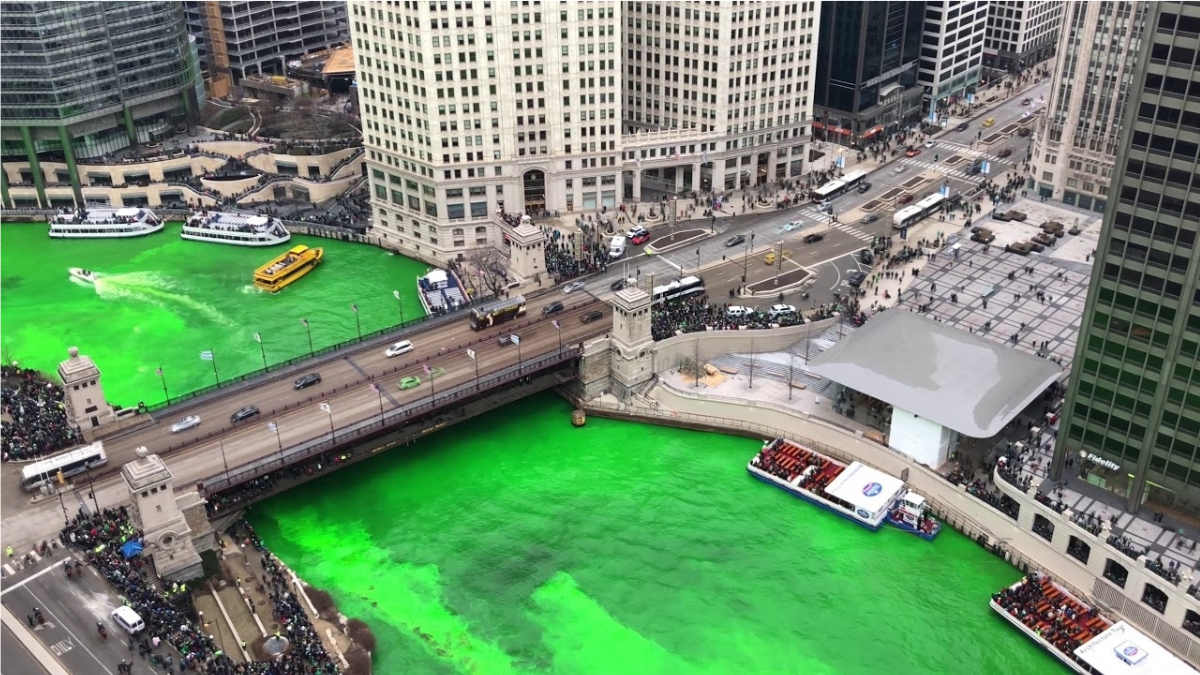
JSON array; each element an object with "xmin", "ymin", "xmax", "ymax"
[
  {"xmin": 20, "ymin": 441, "xmax": 107, "ymax": 492},
  {"xmin": 651, "ymin": 275, "xmax": 706, "ymax": 304},
  {"xmin": 893, "ymin": 193, "xmax": 946, "ymax": 229},
  {"xmin": 811, "ymin": 169, "xmax": 869, "ymax": 203},
  {"xmin": 839, "ymin": 169, "xmax": 869, "ymax": 190}
]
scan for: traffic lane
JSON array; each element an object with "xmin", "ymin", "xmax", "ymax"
[
  {"xmin": 78, "ymin": 293, "xmax": 588, "ymax": 469},
  {"xmin": 1, "ymin": 619, "xmax": 50, "ymax": 675},
  {"xmin": 1, "ymin": 558, "xmax": 125, "ymax": 675},
  {"xmin": 146, "ymin": 305, "xmax": 613, "ymax": 486}
]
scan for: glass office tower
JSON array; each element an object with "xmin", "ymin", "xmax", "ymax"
[
  {"xmin": 1053, "ymin": 1, "xmax": 1200, "ymax": 513},
  {"xmin": 0, "ymin": 2, "xmax": 201, "ymax": 205}
]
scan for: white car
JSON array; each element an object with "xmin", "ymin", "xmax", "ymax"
[
  {"xmin": 726, "ymin": 306, "xmax": 752, "ymax": 319},
  {"xmin": 385, "ymin": 340, "xmax": 414, "ymax": 358},
  {"xmin": 924, "ymin": 140, "xmax": 936, "ymax": 148},
  {"xmin": 784, "ymin": 220, "xmax": 803, "ymax": 232},
  {"xmin": 894, "ymin": 165, "xmax": 907, "ymax": 173},
  {"xmin": 170, "ymin": 415, "xmax": 201, "ymax": 433},
  {"xmin": 769, "ymin": 304, "xmax": 797, "ymax": 319},
  {"xmin": 563, "ymin": 281, "xmax": 586, "ymax": 294},
  {"xmin": 625, "ymin": 226, "xmax": 648, "ymax": 239}
]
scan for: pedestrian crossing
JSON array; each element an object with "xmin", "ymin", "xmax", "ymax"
[
  {"xmin": 935, "ymin": 140, "xmax": 990, "ymax": 158},
  {"xmin": 2, "ymin": 545, "xmax": 53, "ymax": 578},
  {"xmin": 830, "ymin": 223, "xmax": 873, "ymax": 241},
  {"xmin": 900, "ymin": 158, "xmax": 986, "ymax": 181}
]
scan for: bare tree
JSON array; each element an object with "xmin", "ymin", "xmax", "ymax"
[{"xmin": 464, "ymin": 247, "xmax": 509, "ymax": 298}]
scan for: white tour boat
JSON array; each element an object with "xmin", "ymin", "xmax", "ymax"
[
  {"xmin": 182, "ymin": 211, "xmax": 291, "ymax": 247},
  {"xmin": 49, "ymin": 207, "xmax": 163, "ymax": 239}
]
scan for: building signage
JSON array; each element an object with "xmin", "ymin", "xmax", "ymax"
[
  {"xmin": 1084, "ymin": 453, "xmax": 1121, "ymax": 472},
  {"xmin": 862, "ymin": 61, "xmax": 916, "ymax": 89}
]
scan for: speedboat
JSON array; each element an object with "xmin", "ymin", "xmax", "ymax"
[
  {"xmin": 169, "ymin": 415, "xmax": 201, "ymax": 433},
  {"xmin": 69, "ymin": 268, "xmax": 98, "ymax": 284}
]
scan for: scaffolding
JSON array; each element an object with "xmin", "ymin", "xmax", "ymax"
[{"xmin": 203, "ymin": 1, "xmax": 231, "ymax": 98}]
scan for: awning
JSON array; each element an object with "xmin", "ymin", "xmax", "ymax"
[{"xmin": 863, "ymin": 125, "xmax": 884, "ymax": 138}]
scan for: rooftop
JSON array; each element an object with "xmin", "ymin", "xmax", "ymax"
[{"xmin": 806, "ymin": 310, "xmax": 1062, "ymax": 438}]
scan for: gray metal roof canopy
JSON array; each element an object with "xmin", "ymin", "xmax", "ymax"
[{"xmin": 807, "ymin": 311, "xmax": 1063, "ymax": 438}]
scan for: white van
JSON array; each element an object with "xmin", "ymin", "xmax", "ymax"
[
  {"xmin": 608, "ymin": 236, "xmax": 627, "ymax": 260},
  {"xmin": 384, "ymin": 340, "xmax": 414, "ymax": 358},
  {"xmin": 726, "ymin": 306, "xmax": 753, "ymax": 319},
  {"xmin": 111, "ymin": 606, "xmax": 145, "ymax": 634}
]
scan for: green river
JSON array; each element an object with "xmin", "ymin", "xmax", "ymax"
[{"xmin": 1, "ymin": 224, "xmax": 1063, "ymax": 675}]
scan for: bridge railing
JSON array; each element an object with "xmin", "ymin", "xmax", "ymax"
[{"xmin": 198, "ymin": 344, "xmax": 583, "ymax": 493}]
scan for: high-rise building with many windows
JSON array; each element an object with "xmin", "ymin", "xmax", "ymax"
[
  {"xmin": 0, "ymin": 1, "xmax": 203, "ymax": 206},
  {"xmin": 350, "ymin": 1, "xmax": 819, "ymax": 262},
  {"xmin": 982, "ymin": 0, "xmax": 1064, "ymax": 73},
  {"xmin": 1052, "ymin": 0, "xmax": 1200, "ymax": 512},
  {"xmin": 918, "ymin": 1, "xmax": 988, "ymax": 114},
  {"xmin": 1031, "ymin": 2, "xmax": 1150, "ymax": 212}
]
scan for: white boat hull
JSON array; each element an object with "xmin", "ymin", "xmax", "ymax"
[
  {"xmin": 49, "ymin": 221, "xmax": 165, "ymax": 239},
  {"xmin": 181, "ymin": 228, "xmax": 291, "ymax": 247}
]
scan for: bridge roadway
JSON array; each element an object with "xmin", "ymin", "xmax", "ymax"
[{"xmin": 0, "ymin": 293, "xmax": 612, "ymax": 550}]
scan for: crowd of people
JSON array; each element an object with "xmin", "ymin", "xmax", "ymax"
[
  {"xmin": 1106, "ymin": 533, "xmax": 1146, "ymax": 560},
  {"xmin": 991, "ymin": 572, "xmax": 1106, "ymax": 665},
  {"xmin": 650, "ymin": 296, "xmax": 804, "ymax": 341},
  {"xmin": 206, "ymin": 449, "xmax": 355, "ymax": 517},
  {"xmin": 1, "ymin": 365, "xmax": 80, "ymax": 462},
  {"xmin": 62, "ymin": 506, "xmax": 341, "ymax": 675},
  {"xmin": 1146, "ymin": 556, "xmax": 1184, "ymax": 586}
]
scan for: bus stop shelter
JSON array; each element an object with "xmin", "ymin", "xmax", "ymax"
[{"xmin": 807, "ymin": 310, "xmax": 1062, "ymax": 468}]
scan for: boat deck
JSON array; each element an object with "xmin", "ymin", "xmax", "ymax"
[
  {"xmin": 992, "ymin": 574, "xmax": 1111, "ymax": 665},
  {"xmin": 766, "ymin": 439, "xmax": 846, "ymax": 489},
  {"xmin": 418, "ymin": 270, "xmax": 468, "ymax": 314},
  {"xmin": 52, "ymin": 207, "xmax": 150, "ymax": 225}
]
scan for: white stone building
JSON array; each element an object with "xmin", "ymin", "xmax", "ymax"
[
  {"xmin": 1032, "ymin": 1, "xmax": 1151, "ymax": 212},
  {"xmin": 349, "ymin": 0, "xmax": 819, "ymax": 262},
  {"xmin": 983, "ymin": 0, "xmax": 1064, "ymax": 73},
  {"xmin": 918, "ymin": 1, "xmax": 988, "ymax": 113}
]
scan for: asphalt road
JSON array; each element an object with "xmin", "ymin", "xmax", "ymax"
[
  {"xmin": 1, "ymin": 552, "xmax": 139, "ymax": 675},
  {"xmin": 1, "ymin": 293, "xmax": 612, "ymax": 550},
  {"xmin": 1, "ymin": 620, "xmax": 50, "ymax": 675}
]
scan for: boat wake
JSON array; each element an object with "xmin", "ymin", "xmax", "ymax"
[{"xmin": 73, "ymin": 269, "xmax": 235, "ymax": 326}]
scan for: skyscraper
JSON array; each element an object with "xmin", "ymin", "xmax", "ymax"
[
  {"xmin": 1052, "ymin": 0, "xmax": 1200, "ymax": 512},
  {"xmin": 918, "ymin": 1, "xmax": 988, "ymax": 115},
  {"xmin": 1031, "ymin": 2, "xmax": 1151, "ymax": 212},
  {"xmin": 982, "ymin": 0, "xmax": 1063, "ymax": 73},
  {"xmin": 813, "ymin": 1, "xmax": 925, "ymax": 147},
  {"xmin": 0, "ymin": 2, "xmax": 203, "ymax": 206},
  {"xmin": 350, "ymin": 1, "xmax": 819, "ymax": 261}
]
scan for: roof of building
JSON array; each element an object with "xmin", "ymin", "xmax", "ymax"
[
  {"xmin": 322, "ymin": 46, "xmax": 355, "ymax": 75},
  {"xmin": 807, "ymin": 310, "xmax": 1061, "ymax": 438}
]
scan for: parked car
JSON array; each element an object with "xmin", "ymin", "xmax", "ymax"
[
  {"xmin": 398, "ymin": 376, "xmax": 421, "ymax": 390},
  {"xmin": 563, "ymin": 281, "xmax": 586, "ymax": 294},
  {"xmin": 846, "ymin": 271, "xmax": 867, "ymax": 288},
  {"xmin": 726, "ymin": 306, "xmax": 753, "ymax": 319},
  {"xmin": 859, "ymin": 214, "xmax": 880, "ymax": 225},
  {"xmin": 725, "ymin": 234, "xmax": 746, "ymax": 247},
  {"xmin": 803, "ymin": 233, "xmax": 824, "ymax": 244},
  {"xmin": 857, "ymin": 182, "xmax": 872, "ymax": 193},
  {"xmin": 905, "ymin": 148, "xmax": 922, "ymax": 157},
  {"xmin": 170, "ymin": 415, "xmax": 201, "ymax": 434},
  {"xmin": 293, "ymin": 372, "xmax": 321, "ymax": 389},
  {"xmin": 581, "ymin": 310, "xmax": 604, "ymax": 324},
  {"xmin": 230, "ymin": 405, "xmax": 260, "ymax": 425},
  {"xmin": 385, "ymin": 340, "xmax": 414, "ymax": 358},
  {"xmin": 111, "ymin": 606, "xmax": 145, "ymax": 635},
  {"xmin": 768, "ymin": 304, "xmax": 796, "ymax": 320},
  {"xmin": 631, "ymin": 232, "xmax": 651, "ymax": 245},
  {"xmin": 543, "ymin": 301, "xmax": 565, "ymax": 314}
]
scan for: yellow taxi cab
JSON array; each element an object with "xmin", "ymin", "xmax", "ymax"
[
  {"xmin": 981, "ymin": 117, "xmax": 996, "ymax": 128},
  {"xmin": 764, "ymin": 250, "xmax": 792, "ymax": 265}
]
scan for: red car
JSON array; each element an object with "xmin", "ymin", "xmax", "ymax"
[
  {"xmin": 905, "ymin": 148, "xmax": 922, "ymax": 157},
  {"xmin": 897, "ymin": 193, "xmax": 914, "ymax": 204},
  {"xmin": 631, "ymin": 232, "xmax": 651, "ymax": 245}
]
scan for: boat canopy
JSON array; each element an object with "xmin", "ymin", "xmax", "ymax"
[
  {"xmin": 1074, "ymin": 621, "xmax": 1197, "ymax": 675},
  {"xmin": 423, "ymin": 270, "xmax": 449, "ymax": 285},
  {"xmin": 116, "ymin": 208, "xmax": 142, "ymax": 218},
  {"xmin": 247, "ymin": 216, "xmax": 269, "ymax": 226},
  {"xmin": 824, "ymin": 462, "xmax": 907, "ymax": 520}
]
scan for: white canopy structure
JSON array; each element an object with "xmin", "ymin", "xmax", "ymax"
[
  {"xmin": 824, "ymin": 462, "xmax": 906, "ymax": 521},
  {"xmin": 1074, "ymin": 621, "xmax": 1198, "ymax": 675}
]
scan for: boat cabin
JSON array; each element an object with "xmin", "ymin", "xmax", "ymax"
[{"xmin": 823, "ymin": 462, "xmax": 908, "ymax": 525}]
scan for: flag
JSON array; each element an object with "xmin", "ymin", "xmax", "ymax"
[
  {"xmin": 268, "ymin": 422, "xmax": 278, "ymax": 433},
  {"xmin": 510, "ymin": 334, "xmax": 521, "ymax": 345},
  {"xmin": 155, "ymin": 367, "xmax": 162, "ymax": 376},
  {"xmin": 466, "ymin": 349, "xmax": 476, "ymax": 360},
  {"xmin": 200, "ymin": 351, "xmax": 214, "ymax": 361},
  {"xmin": 253, "ymin": 333, "xmax": 261, "ymax": 343},
  {"xmin": 319, "ymin": 403, "xmax": 331, "ymax": 414},
  {"xmin": 552, "ymin": 320, "xmax": 561, "ymax": 330},
  {"xmin": 351, "ymin": 304, "xmax": 358, "ymax": 313},
  {"xmin": 301, "ymin": 318, "xmax": 309, "ymax": 327},
  {"xmin": 423, "ymin": 364, "xmax": 432, "ymax": 375},
  {"xmin": 393, "ymin": 290, "xmax": 401, "ymax": 299},
  {"xmin": 702, "ymin": 150, "xmax": 709, "ymax": 164},
  {"xmin": 370, "ymin": 382, "xmax": 379, "ymax": 393}
]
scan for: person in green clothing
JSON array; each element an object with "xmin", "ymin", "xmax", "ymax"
[{"xmin": 5, "ymin": 546, "xmax": 12, "ymax": 558}]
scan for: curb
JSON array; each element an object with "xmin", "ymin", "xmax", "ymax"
[{"xmin": 0, "ymin": 603, "xmax": 71, "ymax": 675}]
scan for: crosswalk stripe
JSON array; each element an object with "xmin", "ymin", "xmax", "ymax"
[
  {"xmin": 27, "ymin": 550, "xmax": 40, "ymax": 563},
  {"xmin": 2, "ymin": 564, "xmax": 15, "ymax": 576}
]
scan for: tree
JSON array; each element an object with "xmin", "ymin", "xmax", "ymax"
[{"xmin": 464, "ymin": 247, "xmax": 510, "ymax": 298}]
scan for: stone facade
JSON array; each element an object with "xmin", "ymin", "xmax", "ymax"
[
  {"xmin": 56, "ymin": 347, "xmax": 116, "ymax": 438},
  {"xmin": 122, "ymin": 447, "xmax": 204, "ymax": 582},
  {"xmin": 607, "ymin": 287, "xmax": 654, "ymax": 399},
  {"xmin": 506, "ymin": 220, "xmax": 547, "ymax": 281}
]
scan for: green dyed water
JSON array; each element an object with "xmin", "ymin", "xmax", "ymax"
[
  {"xmin": 250, "ymin": 395, "xmax": 1064, "ymax": 675},
  {"xmin": 0, "ymin": 223, "xmax": 428, "ymax": 407}
]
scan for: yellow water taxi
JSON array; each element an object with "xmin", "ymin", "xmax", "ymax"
[{"xmin": 253, "ymin": 245, "xmax": 323, "ymax": 292}]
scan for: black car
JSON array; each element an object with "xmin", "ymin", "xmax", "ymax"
[
  {"xmin": 293, "ymin": 372, "xmax": 322, "ymax": 389},
  {"xmin": 610, "ymin": 278, "xmax": 627, "ymax": 292},
  {"xmin": 543, "ymin": 301, "xmax": 564, "ymax": 314},
  {"xmin": 859, "ymin": 214, "xmax": 880, "ymax": 225},
  {"xmin": 230, "ymin": 405, "xmax": 260, "ymax": 425},
  {"xmin": 846, "ymin": 271, "xmax": 867, "ymax": 288},
  {"xmin": 581, "ymin": 310, "xmax": 604, "ymax": 324},
  {"xmin": 956, "ymin": 122, "xmax": 970, "ymax": 132},
  {"xmin": 724, "ymin": 234, "xmax": 746, "ymax": 247},
  {"xmin": 803, "ymin": 233, "xmax": 824, "ymax": 244},
  {"xmin": 857, "ymin": 182, "xmax": 872, "ymax": 193},
  {"xmin": 859, "ymin": 249, "xmax": 874, "ymax": 265}
]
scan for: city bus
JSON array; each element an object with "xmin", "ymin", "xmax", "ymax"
[
  {"xmin": 811, "ymin": 169, "xmax": 869, "ymax": 203},
  {"xmin": 468, "ymin": 295, "xmax": 527, "ymax": 330},
  {"xmin": 20, "ymin": 441, "xmax": 107, "ymax": 492},
  {"xmin": 893, "ymin": 193, "xmax": 946, "ymax": 229},
  {"xmin": 651, "ymin": 276, "xmax": 706, "ymax": 305}
]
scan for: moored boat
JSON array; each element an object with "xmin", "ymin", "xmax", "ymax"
[
  {"xmin": 253, "ymin": 245, "xmax": 323, "ymax": 292},
  {"xmin": 183, "ymin": 211, "xmax": 290, "ymax": 247},
  {"xmin": 747, "ymin": 438, "xmax": 941, "ymax": 540},
  {"xmin": 49, "ymin": 207, "xmax": 163, "ymax": 239},
  {"xmin": 416, "ymin": 269, "xmax": 468, "ymax": 315},
  {"xmin": 989, "ymin": 573, "xmax": 1111, "ymax": 674}
]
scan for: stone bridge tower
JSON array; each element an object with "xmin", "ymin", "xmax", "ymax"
[
  {"xmin": 506, "ymin": 216, "xmax": 547, "ymax": 282},
  {"xmin": 123, "ymin": 447, "xmax": 204, "ymax": 582},
  {"xmin": 57, "ymin": 346, "xmax": 116, "ymax": 439},
  {"xmin": 607, "ymin": 286, "xmax": 654, "ymax": 399}
]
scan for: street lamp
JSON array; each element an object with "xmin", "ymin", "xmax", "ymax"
[
  {"xmin": 351, "ymin": 304, "xmax": 362, "ymax": 341},
  {"xmin": 301, "ymin": 318, "xmax": 314, "ymax": 357},
  {"xmin": 268, "ymin": 421, "xmax": 285, "ymax": 467},
  {"xmin": 392, "ymin": 290, "xmax": 405, "ymax": 325},
  {"xmin": 466, "ymin": 348, "xmax": 480, "ymax": 390},
  {"xmin": 319, "ymin": 402, "xmax": 335, "ymax": 442},
  {"xmin": 156, "ymin": 366, "xmax": 171, "ymax": 406},
  {"xmin": 253, "ymin": 333, "xmax": 267, "ymax": 370}
]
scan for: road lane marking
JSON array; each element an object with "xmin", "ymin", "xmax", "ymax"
[
  {"xmin": 24, "ymin": 586, "xmax": 115, "ymax": 675},
  {"xmin": 1, "ymin": 560, "xmax": 65, "ymax": 597}
]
